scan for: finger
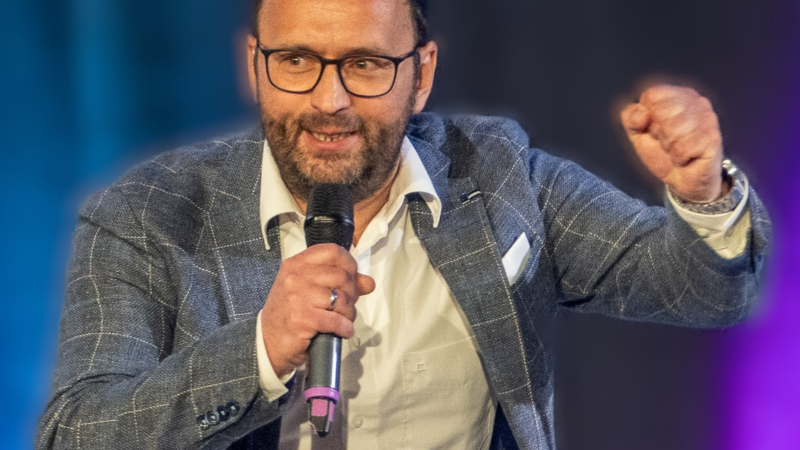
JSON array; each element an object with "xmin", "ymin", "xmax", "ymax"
[
  {"xmin": 658, "ymin": 108, "xmax": 702, "ymax": 150},
  {"xmin": 275, "ymin": 264, "xmax": 352, "ymax": 300},
  {"xmin": 646, "ymin": 96, "xmax": 693, "ymax": 124},
  {"xmin": 309, "ymin": 308, "xmax": 355, "ymax": 339},
  {"xmin": 356, "ymin": 273, "xmax": 376, "ymax": 296},
  {"xmin": 302, "ymin": 266, "xmax": 357, "ymax": 296},
  {"xmin": 296, "ymin": 243, "xmax": 358, "ymax": 272},
  {"xmin": 330, "ymin": 290, "xmax": 360, "ymax": 322},
  {"xmin": 648, "ymin": 95, "xmax": 714, "ymax": 140},
  {"xmin": 302, "ymin": 283, "xmax": 357, "ymax": 315},
  {"xmin": 669, "ymin": 126, "xmax": 723, "ymax": 168},
  {"xmin": 620, "ymin": 103, "xmax": 651, "ymax": 135},
  {"xmin": 639, "ymin": 85, "xmax": 699, "ymax": 107},
  {"xmin": 654, "ymin": 103, "xmax": 718, "ymax": 153}
]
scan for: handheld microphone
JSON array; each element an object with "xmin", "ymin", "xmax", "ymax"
[{"xmin": 303, "ymin": 184, "xmax": 354, "ymax": 437}]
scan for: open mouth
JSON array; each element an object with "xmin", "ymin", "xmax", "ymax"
[{"xmin": 309, "ymin": 131, "xmax": 356, "ymax": 142}]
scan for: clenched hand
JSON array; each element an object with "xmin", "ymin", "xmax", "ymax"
[{"xmin": 621, "ymin": 85, "xmax": 726, "ymax": 203}]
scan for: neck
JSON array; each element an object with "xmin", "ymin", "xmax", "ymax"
[{"xmin": 294, "ymin": 160, "xmax": 401, "ymax": 246}]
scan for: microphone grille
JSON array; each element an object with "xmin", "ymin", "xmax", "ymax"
[{"xmin": 304, "ymin": 184, "xmax": 354, "ymax": 248}]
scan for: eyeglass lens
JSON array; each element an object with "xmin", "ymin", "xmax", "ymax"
[{"xmin": 267, "ymin": 51, "xmax": 398, "ymax": 97}]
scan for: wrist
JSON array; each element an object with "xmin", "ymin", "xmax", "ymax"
[
  {"xmin": 669, "ymin": 159, "xmax": 745, "ymax": 214},
  {"xmin": 259, "ymin": 310, "xmax": 296, "ymax": 379}
]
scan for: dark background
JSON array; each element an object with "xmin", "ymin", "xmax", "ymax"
[{"xmin": 1, "ymin": 1, "xmax": 797, "ymax": 449}]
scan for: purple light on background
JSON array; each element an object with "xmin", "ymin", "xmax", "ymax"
[
  {"xmin": 721, "ymin": 29, "xmax": 800, "ymax": 448},
  {"xmin": 723, "ymin": 229, "xmax": 800, "ymax": 449}
]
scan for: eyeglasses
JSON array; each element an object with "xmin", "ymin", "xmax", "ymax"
[{"xmin": 255, "ymin": 42, "xmax": 419, "ymax": 98}]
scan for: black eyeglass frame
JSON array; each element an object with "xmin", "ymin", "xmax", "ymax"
[{"xmin": 255, "ymin": 41, "xmax": 421, "ymax": 99}]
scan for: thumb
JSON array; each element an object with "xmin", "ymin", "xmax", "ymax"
[
  {"xmin": 620, "ymin": 103, "xmax": 651, "ymax": 136},
  {"xmin": 357, "ymin": 273, "xmax": 376, "ymax": 296}
]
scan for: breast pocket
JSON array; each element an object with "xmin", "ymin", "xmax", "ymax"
[
  {"xmin": 502, "ymin": 232, "xmax": 532, "ymax": 286},
  {"xmin": 399, "ymin": 337, "xmax": 495, "ymax": 449}
]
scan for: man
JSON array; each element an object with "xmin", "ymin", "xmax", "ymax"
[{"xmin": 37, "ymin": 0, "xmax": 771, "ymax": 448}]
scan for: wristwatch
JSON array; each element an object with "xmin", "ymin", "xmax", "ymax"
[{"xmin": 670, "ymin": 159, "xmax": 746, "ymax": 215}]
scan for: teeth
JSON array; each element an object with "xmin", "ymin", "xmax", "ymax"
[{"xmin": 311, "ymin": 132, "xmax": 352, "ymax": 142}]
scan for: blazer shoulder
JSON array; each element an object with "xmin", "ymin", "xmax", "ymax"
[
  {"xmin": 122, "ymin": 128, "xmax": 261, "ymax": 184},
  {"xmin": 76, "ymin": 127, "xmax": 263, "ymax": 248},
  {"xmin": 409, "ymin": 113, "xmax": 530, "ymax": 152},
  {"xmin": 409, "ymin": 113, "xmax": 535, "ymax": 180}
]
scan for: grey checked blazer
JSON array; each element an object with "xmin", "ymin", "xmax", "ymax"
[{"xmin": 37, "ymin": 114, "xmax": 771, "ymax": 449}]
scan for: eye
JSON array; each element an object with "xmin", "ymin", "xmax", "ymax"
[
  {"xmin": 346, "ymin": 57, "xmax": 391, "ymax": 72},
  {"xmin": 276, "ymin": 52, "xmax": 311, "ymax": 65},
  {"xmin": 271, "ymin": 51, "xmax": 319, "ymax": 74}
]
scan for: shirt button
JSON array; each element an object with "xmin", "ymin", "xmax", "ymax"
[
  {"xmin": 350, "ymin": 337, "xmax": 361, "ymax": 349},
  {"xmin": 353, "ymin": 415, "xmax": 364, "ymax": 429}
]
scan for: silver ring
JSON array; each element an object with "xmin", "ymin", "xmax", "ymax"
[{"xmin": 329, "ymin": 289, "xmax": 338, "ymax": 310}]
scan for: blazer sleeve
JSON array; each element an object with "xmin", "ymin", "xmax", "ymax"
[
  {"xmin": 528, "ymin": 148, "xmax": 772, "ymax": 328},
  {"xmin": 36, "ymin": 185, "xmax": 288, "ymax": 449}
]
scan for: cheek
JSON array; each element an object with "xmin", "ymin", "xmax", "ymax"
[
  {"xmin": 258, "ymin": 87, "xmax": 308, "ymax": 120},
  {"xmin": 356, "ymin": 90, "xmax": 416, "ymax": 125}
]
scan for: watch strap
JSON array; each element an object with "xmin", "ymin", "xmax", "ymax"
[{"xmin": 670, "ymin": 159, "xmax": 746, "ymax": 215}]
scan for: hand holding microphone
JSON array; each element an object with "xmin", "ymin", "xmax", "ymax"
[{"xmin": 258, "ymin": 184, "xmax": 374, "ymax": 436}]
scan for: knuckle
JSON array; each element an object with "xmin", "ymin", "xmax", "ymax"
[
  {"xmin": 337, "ymin": 268, "xmax": 354, "ymax": 286},
  {"xmin": 345, "ymin": 270, "xmax": 358, "ymax": 287},
  {"xmin": 671, "ymin": 138, "xmax": 695, "ymax": 160},
  {"xmin": 671, "ymin": 136, "xmax": 689, "ymax": 152},
  {"xmin": 282, "ymin": 272, "xmax": 300, "ymax": 290}
]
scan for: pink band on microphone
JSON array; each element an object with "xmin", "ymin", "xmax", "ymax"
[
  {"xmin": 304, "ymin": 387, "xmax": 340, "ymax": 403},
  {"xmin": 310, "ymin": 398, "xmax": 333, "ymax": 417}
]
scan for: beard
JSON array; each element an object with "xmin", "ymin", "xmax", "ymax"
[{"xmin": 260, "ymin": 96, "xmax": 415, "ymax": 204}]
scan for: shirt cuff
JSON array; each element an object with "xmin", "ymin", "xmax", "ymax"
[
  {"xmin": 256, "ymin": 312, "xmax": 295, "ymax": 402},
  {"xmin": 667, "ymin": 176, "xmax": 751, "ymax": 259}
]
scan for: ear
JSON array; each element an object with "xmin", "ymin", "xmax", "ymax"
[
  {"xmin": 247, "ymin": 35, "xmax": 259, "ymax": 103},
  {"xmin": 413, "ymin": 40, "xmax": 438, "ymax": 114}
]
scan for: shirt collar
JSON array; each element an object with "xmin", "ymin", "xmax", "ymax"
[{"xmin": 259, "ymin": 136, "xmax": 442, "ymax": 249}]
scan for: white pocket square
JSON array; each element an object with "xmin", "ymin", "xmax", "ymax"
[{"xmin": 502, "ymin": 233, "xmax": 531, "ymax": 285}]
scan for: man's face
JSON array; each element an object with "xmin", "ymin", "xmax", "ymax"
[{"xmin": 248, "ymin": 0, "xmax": 437, "ymax": 203}]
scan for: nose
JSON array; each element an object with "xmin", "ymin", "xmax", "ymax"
[{"xmin": 310, "ymin": 64, "xmax": 352, "ymax": 114}]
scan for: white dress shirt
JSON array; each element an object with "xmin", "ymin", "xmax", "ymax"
[{"xmin": 255, "ymin": 138, "xmax": 751, "ymax": 449}]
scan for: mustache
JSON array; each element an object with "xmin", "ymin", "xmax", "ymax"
[{"xmin": 297, "ymin": 112, "xmax": 364, "ymax": 133}]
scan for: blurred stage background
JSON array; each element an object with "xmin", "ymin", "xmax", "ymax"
[{"xmin": 1, "ymin": 0, "xmax": 797, "ymax": 449}]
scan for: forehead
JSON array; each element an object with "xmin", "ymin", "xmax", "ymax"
[{"xmin": 258, "ymin": 0, "xmax": 415, "ymax": 55}]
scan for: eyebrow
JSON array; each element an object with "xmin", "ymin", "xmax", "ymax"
[{"xmin": 269, "ymin": 44, "xmax": 398, "ymax": 58}]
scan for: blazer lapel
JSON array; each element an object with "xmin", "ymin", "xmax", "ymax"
[{"xmin": 408, "ymin": 133, "xmax": 534, "ymax": 412}]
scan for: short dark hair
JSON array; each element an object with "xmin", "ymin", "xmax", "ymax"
[{"xmin": 253, "ymin": 0, "xmax": 429, "ymax": 46}]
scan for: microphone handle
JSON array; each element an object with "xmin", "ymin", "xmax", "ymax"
[
  {"xmin": 307, "ymin": 333, "xmax": 341, "ymax": 390},
  {"xmin": 305, "ymin": 335, "xmax": 341, "ymax": 437}
]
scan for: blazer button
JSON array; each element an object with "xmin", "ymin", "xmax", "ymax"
[
  {"xmin": 206, "ymin": 410, "xmax": 221, "ymax": 426},
  {"xmin": 217, "ymin": 405, "xmax": 230, "ymax": 422},
  {"xmin": 196, "ymin": 414, "xmax": 210, "ymax": 430},
  {"xmin": 227, "ymin": 401, "xmax": 240, "ymax": 417}
]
